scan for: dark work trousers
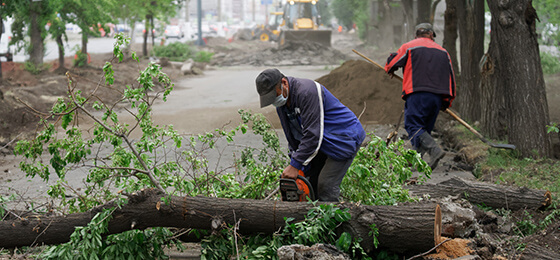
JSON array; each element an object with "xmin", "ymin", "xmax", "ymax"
[
  {"xmin": 404, "ymin": 92, "xmax": 443, "ymax": 148},
  {"xmin": 304, "ymin": 150, "xmax": 356, "ymax": 202}
]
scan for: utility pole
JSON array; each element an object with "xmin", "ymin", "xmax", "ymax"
[
  {"xmin": 218, "ymin": 0, "xmax": 222, "ymax": 21},
  {"xmin": 196, "ymin": 0, "xmax": 205, "ymax": 46},
  {"xmin": 185, "ymin": 0, "xmax": 190, "ymax": 22},
  {"xmin": 252, "ymin": 0, "xmax": 255, "ymax": 22}
]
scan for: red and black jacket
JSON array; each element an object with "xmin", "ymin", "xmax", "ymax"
[{"xmin": 385, "ymin": 37, "xmax": 456, "ymax": 106}]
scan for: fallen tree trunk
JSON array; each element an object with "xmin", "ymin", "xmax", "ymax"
[
  {"xmin": 0, "ymin": 189, "xmax": 441, "ymax": 255},
  {"xmin": 407, "ymin": 176, "xmax": 551, "ymax": 210},
  {"xmin": 520, "ymin": 243, "xmax": 560, "ymax": 260}
]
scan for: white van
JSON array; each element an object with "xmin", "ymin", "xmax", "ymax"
[{"xmin": 0, "ymin": 18, "xmax": 13, "ymax": 62}]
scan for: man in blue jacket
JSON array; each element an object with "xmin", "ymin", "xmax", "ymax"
[
  {"xmin": 385, "ymin": 23, "xmax": 456, "ymax": 170},
  {"xmin": 256, "ymin": 68, "xmax": 365, "ymax": 202}
]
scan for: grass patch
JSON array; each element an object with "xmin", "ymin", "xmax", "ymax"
[
  {"xmin": 475, "ymin": 149, "xmax": 560, "ymax": 206},
  {"xmin": 152, "ymin": 42, "xmax": 214, "ymax": 62}
]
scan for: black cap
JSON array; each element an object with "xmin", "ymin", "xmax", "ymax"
[
  {"xmin": 256, "ymin": 68, "xmax": 284, "ymax": 108},
  {"xmin": 415, "ymin": 23, "xmax": 436, "ymax": 38}
]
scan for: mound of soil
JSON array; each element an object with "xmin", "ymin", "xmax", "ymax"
[{"xmin": 316, "ymin": 59, "xmax": 404, "ymax": 124}]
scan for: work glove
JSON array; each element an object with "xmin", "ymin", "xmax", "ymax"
[
  {"xmin": 441, "ymin": 98, "xmax": 450, "ymax": 111},
  {"xmin": 386, "ymin": 52, "xmax": 397, "ymax": 64}
]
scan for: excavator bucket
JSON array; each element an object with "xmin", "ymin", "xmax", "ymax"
[{"xmin": 279, "ymin": 29, "xmax": 332, "ymax": 47}]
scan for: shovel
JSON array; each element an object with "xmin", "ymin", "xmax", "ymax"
[
  {"xmin": 352, "ymin": 49, "xmax": 516, "ymax": 150},
  {"xmin": 444, "ymin": 109, "xmax": 516, "ymax": 150}
]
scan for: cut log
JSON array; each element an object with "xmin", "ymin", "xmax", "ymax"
[
  {"xmin": 0, "ymin": 189, "xmax": 441, "ymax": 255},
  {"xmin": 407, "ymin": 176, "xmax": 551, "ymax": 210},
  {"xmin": 519, "ymin": 243, "xmax": 560, "ymax": 260}
]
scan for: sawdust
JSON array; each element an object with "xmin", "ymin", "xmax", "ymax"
[{"xmin": 425, "ymin": 237, "xmax": 475, "ymax": 259}]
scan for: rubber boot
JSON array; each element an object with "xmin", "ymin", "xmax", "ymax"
[{"xmin": 418, "ymin": 131, "xmax": 445, "ymax": 170}]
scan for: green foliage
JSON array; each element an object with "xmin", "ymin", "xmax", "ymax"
[
  {"xmin": 152, "ymin": 42, "xmax": 195, "ymax": 62},
  {"xmin": 540, "ymin": 51, "xmax": 560, "ymax": 74},
  {"xmin": 514, "ymin": 211, "xmax": 538, "ymax": 236},
  {"xmin": 534, "ymin": 0, "xmax": 560, "ymax": 45},
  {"xmin": 151, "ymin": 42, "xmax": 215, "ymax": 63},
  {"xmin": 342, "ymin": 134, "xmax": 431, "ymax": 205},
  {"xmin": 11, "ymin": 33, "xmax": 433, "ymax": 259},
  {"xmin": 41, "ymin": 208, "xmax": 183, "ymax": 259},
  {"xmin": 0, "ymin": 194, "xmax": 16, "ymax": 219},
  {"xmin": 194, "ymin": 50, "xmax": 214, "ymax": 63},
  {"xmin": 74, "ymin": 51, "xmax": 89, "ymax": 68},
  {"xmin": 331, "ymin": 0, "xmax": 359, "ymax": 30},
  {"xmin": 23, "ymin": 61, "xmax": 49, "ymax": 74},
  {"xmin": 547, "ymin": 122, "xmax": 559, "ymax": 134},
  {"xmin": 200, "ymin": 203, "xmax": 370, "ymax": 260}
]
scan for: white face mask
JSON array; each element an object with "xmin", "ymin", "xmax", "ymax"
[{"xmin": 272, "ymin": 85, "xmax": 288, "ymax": 107}]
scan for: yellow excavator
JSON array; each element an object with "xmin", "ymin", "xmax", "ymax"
[
  {"xmin": 279, "ymin": 0, "xmax": 332, "ymax": 47},
  {"xmin": 252, "ymin": 11, "xmax": 284, "ymax": 42}
]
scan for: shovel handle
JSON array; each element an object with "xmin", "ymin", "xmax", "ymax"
[
  {"xmin": 444, "ymin": 109, "xmax": 486, "ymax": 141},
  {"xmin": 352, "ymin": 49, "xmax": 403, "ymax": 82}
]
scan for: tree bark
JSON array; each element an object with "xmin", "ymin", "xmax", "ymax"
[
  {"xmin": 143, "ymin": 16, "xmax": 150, "ymax": 57},
  {"xmin": 401, "ymin": 0, "xmax": 415, "ymax": 42},
  {"xmin": 429, "ymin": 0, "xmax": 442, "ymax": 25},
  {"xmin": 443, "ymin": 0, "xmax": 459, "ymax": 79},
  {"xmin": 377, "ymin": 0, "xmax": 394, "ymax": 50},
  {"xmin": 454, "ymin": 0, "xmax": 484, "ymax": 122},
  {"xmin": 416, "ymin": 0, "xmax": 432, "ymax": 24},
  {"xmin": 406, "ymin": 177, "xmax": 552, "ymax": 211},
  {"xmin": 483, "ymin": 0, "xmax": 551, "ymax": 158},
  {"xmin": 520, "ymin": 243, "xmax": 560, "ymax": 260},
  {"xmin": 81, "ymin": 29, "xmax": 88, "ymax": 56},
  {"xmin": 56, "ymin": 34, "xmax": 65, "ymax": 72},
  {"xmin": 29, "ymin": 0, "xmax": 44, "ymax": 67},
  {"xmin": 0, "ymin": 190, "xmax": 442, "ymax": 255}
]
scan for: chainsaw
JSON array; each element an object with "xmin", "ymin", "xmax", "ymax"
[{"xmin": 280, "ymin": 170, "xmax": 316, "ymax": 202}]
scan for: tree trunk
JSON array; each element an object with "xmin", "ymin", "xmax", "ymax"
[
  {"xmin": 56, "ymin": 34, "xmax": 65, "ymax": 71},
  {"xmin": 406, "ymin": 177, "xmax": 552, "ymax": 211},
  {"xmin": 143, "ymin": 16, "xmax": 150, "ymax": 57},
  {"xmin": 29, "ymin": 0, "xmax": 44, "ymax": 67},
  {"xmin": 401, "ymin": 0, "xmax": 415, "ymax": 42},
  {"xmin": 365, "ymin": 1, "xmax": 376, "ymax": 45},
  {"xmin": 150, "ymin": 15, "xmax": 155, "ymax": 47},
  {"xmin": 484, "ymin": 0, "xmax": 551, "ymax": 158},
  {"xmin": 377, "ymin": 0, "xmax": 394, "ymax": 50},
  {"xmin": 520, "ymin": 243, "xmax": 560, "ymax": 260},
  {"xmin": 454, "ymin": 0, "xmax": 484, "ymax": 122},
  {"xmin": 429, "ymin": 0, "xmax": 442, "ymax": 25},
  {"xmin": 443, "ymin": 0, "xmax": 459, "ymax": 80},
  {"xmin": 416, "ymin": 0, "xmax": 431, "ymax": 24},
  {"xmin": 0, "ymin": 190, "xmax": 442, "ymax": 255},
  {"xmin": 0, "ymin": 19, "xmax": 3, "ymax": 80},
  {"xmin": 81, "ymin": 29, "xmax": 88, "ymax": 55}
]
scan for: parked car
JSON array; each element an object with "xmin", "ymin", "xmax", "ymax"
[{"xmin": 164, "ymin": 25, "xmax": 184, "ymax": 39}]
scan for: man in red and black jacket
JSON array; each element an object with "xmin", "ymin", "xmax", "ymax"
[{"xmin": 385, "ymin": 23, "xmax": 456, "ymax": 170}]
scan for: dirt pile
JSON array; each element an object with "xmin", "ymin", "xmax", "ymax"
[
  {"xmin": 209, "ymin": 38, "xmax": 347, "ymax": 66},
  {"xmin": 316, "ymin": 59, "xmax": 404, "ymax": 124}
]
